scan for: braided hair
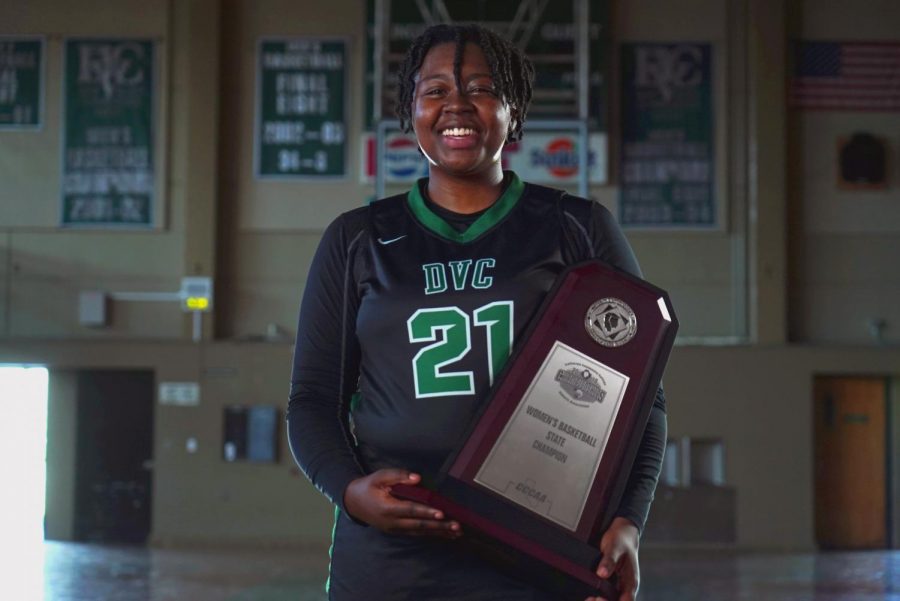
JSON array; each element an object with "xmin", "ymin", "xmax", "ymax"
[{"xmin": 395, "ymin": 23, "xmax": 535, "ymax": 143}]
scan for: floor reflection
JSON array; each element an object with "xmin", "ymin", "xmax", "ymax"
[
  {"xmin": 640, "ymin": 548, "xmax": 900, "ymax": 600},
  {"xmin": 22, "ymin": 541, "xmax": 900, "ymax": 600}
]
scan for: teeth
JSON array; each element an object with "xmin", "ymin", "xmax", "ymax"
[{"xmin": 442, "ymin": 127, "xmax": 475, "ymax": 136}]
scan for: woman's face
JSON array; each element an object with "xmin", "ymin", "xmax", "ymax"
[{"xmin": 412, "ymin": 41, "xmax": 512, "ymax": 179}]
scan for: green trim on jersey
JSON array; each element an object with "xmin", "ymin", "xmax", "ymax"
[
  {"xmin": 325, "ymin": 505, "xmax": 340, "ymax": 595},
  {"xmin": 406, "ymin": 173, "xmax": 525, "ymax": 243}
]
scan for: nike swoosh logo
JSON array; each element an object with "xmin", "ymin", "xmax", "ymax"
[{"xmin": 377, "ymin": 235, "xmax": 407, "ymax": 245}]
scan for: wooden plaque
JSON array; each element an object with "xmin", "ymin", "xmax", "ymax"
[{"xmin": 394, "ymin": 260, "xmax": 678, "ymax": 599}]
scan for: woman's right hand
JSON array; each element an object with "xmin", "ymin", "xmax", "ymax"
[{"xmin": 343, "ymin": 469, "xmax": 462, "ymax": 539}]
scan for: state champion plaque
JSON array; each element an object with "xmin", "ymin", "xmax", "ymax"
[
  {"xmin": 475, "ymin": 341, "xmax": 630, "ymax": 531},
  {"xmin": 393, "ymin": 260, "xmax": 678, "ymax": 599}
]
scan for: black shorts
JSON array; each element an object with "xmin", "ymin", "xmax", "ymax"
[{"xmin": 327, "ymin": 510, "xmax": 560, "ymax": 600}]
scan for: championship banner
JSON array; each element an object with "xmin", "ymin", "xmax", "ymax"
[
  {"xmin": 361, "ymin": 132, "xmax": 607, "ymax": 185},
  {"xmin": 255, "ymin": 38, "xmax": 347, "ymax": 179},
  {"xmin": 0, "ymin": 37, "xmax": 43, "ymax": 128},
  {"xmin": 62, "ymin": 39, "xmax": 155, "ymax": 227},
  {"xmin": 619, "ymin": 43, "xmax": 716, "ymax": 228}
]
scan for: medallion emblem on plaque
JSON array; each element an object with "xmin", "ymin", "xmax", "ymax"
[{"xmin": 585, "ymin": 298, "xmax": 637, "ymax": 347}]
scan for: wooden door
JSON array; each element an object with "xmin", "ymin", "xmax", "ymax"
[
  {"xmin": 814, "ymin": 376, "xmax": 887, "ymax": 549},
  {"xmin": 74, "ymin": 370, "xmax": 154, "ymax": 544}
]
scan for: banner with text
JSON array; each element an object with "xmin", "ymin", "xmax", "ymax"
[
  {"xmin": 0, "ymin": 37, "xmax": 43, "ymax": 128},
  {"xmin": 361, "ymin": 132, "xmax": 607, "ymax": 185},
  {"xmin": 256, "ymin": 38, "xmax": 347, "ymax": 178},
  {"xmin": 62, "ymin": 39, "xmax": 155, "ymax": 227},
  {"xmin": 620, "ymin": 43, "xmax": 715, "ymax": 228}
]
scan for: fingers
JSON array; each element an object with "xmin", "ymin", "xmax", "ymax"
[
  {"xmin": 373, "ymin": 473, "xmax": 461, "ymax": 536},
  {"xmin": 384, "ymin": 500, "xmax": 461, "ymax": 536},
  {"xmin": 620, "ymin": 569, "xmax": 639, "ymax": 601},
  {"xmin": 594, "ymin": 524, "xmax": 639, "ymax": 601},
  {"xmin": 597, "ymin": 526, "xmax": 628, "ymax": 579},
  {"xmin": 603, "ymin": 550, "xmax": 638, "ymax": 601},
  {"xmin": 348, "ymin": 469, "xmax": 464, "ymax": 539},
  {"xmin": 385, "ymin": 498, "xmax": 442, "ymax": 519},
  {"xmin": 596, "ymin": 551, "xmax": 620, "ymax": 580},
  {"xmin": 598, "ymin": 554, "xmax": 638, "ymax": 601},
  {"xmin": 369, "ymin": 468, "xmax": 421, "ymax": 486},
  {"xmin": 389, "ymin": 517, "xmax": 462, "ymax": 538}
]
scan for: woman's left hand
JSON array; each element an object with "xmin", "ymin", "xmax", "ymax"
[{"xmin": 584, "ymin": 516, "xmax": 641, "ymax": 601}]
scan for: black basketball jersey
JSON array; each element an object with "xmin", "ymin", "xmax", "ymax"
[
  {"xmin": 355, "ymin": 174, "xmax": 586, "ymax": 477},
  {"xmin": 287, "ymin": 172, "xmax": 666, "ymax": 599}
]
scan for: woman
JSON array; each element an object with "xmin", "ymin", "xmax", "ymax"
[{"xmin": 288, "ymin": 23, "xmax": 666, "ymax": 601}]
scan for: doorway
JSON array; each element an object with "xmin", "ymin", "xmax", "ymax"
[
  {"xmin": 74, "ymin": 370, "xmax": 155, "ymax": 544},
  {"xmin": 814, "ymin": 375, "xmax": 889, "ymax": 549},
  {"xmin": 0, "ymin": 365, "xmax": 49, "ymax": 545},
  {"xmin": 0, "ymin": 365, "xmax": 48, "ymax": 600}
]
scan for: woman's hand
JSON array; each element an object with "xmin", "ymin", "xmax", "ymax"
[
  {"xmin": 585, "ymin": 517, "xmax": 641, "ymax": 601},
  {"xmin": 343, "ymin": 469, "xmax": 461, "ymax": 539}
]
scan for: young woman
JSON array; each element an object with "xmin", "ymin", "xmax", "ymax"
[{"xmin": 288, "ymin": 23, "xmax": 666, "ymax": 601}]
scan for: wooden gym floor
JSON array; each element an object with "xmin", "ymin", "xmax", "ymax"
[{"xmin": 8, "ymin": 541, "xmax": 898, "ymax": 600}]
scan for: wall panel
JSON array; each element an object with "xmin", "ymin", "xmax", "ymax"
[
  {"xmin": 9, "ymin": 232, "xmax": 185, "ymax": 338},
  {"xmin": 791, "ymin": 0, "xmax": 900, "ymax": 343},
  {"xmin": 5, "ymin": 338, "xmax": 898, "ymax": 550}
]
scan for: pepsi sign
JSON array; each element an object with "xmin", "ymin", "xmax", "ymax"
[{"xmin": 361, "ymin": 133, "xmax": 428, "ymax": 183}]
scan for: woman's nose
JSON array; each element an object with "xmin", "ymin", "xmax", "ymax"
[{"xmin": 443, "ymin": 87, "xmax": 474, "ymax": 112}]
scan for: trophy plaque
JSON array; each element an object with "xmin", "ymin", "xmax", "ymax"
[{"xmin": 393, "ymin": 260, "xmax": 678, "ymax": 599}]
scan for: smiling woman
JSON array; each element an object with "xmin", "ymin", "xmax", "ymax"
[{"xmin": 287, "ymin": 23, "xmax": 666, "ymax": 601}]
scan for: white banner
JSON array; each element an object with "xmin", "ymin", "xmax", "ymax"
[
  {"xmin": 502, "ymin": 132, "xmax": 607, "ymax": 185},
  {"xmin": 361, "ymin": 131, "xmax": 608, "ymax": 185}
]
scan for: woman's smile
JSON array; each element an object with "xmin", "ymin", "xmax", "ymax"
[{"xmin": 439, "ymin": 126, "xmax": 480, "ymax": 149}]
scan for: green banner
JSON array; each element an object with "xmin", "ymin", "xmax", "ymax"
[
  {"xmin": 365, "ymin": 1, "xmax": 610, "ymax": 130},
  {"xmin": 62, "ymin": 39, "xmax": 155, "ymax": 227},
  {"xmin": 0, "ymin": 37, "xmax": 43, "ymax": 128},
  {"xmin": 256, "ymin": 38, "xmax": 347, "ymax": 178},
  {"xmin": 620, "ymin": 43, "xmax": 715, "ymax": 228}
]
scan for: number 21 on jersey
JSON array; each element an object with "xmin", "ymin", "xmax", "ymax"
[{"xmin": 407, "ymin": 301, "xmax": 514, "ymax": 398}]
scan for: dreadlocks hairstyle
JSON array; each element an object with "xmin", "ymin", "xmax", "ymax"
[{"xmin": 395, "ymin": 23, "xmax": 535, "ymax": 143}]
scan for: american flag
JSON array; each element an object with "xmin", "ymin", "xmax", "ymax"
[{"xmin": 789, "ymin": 41, "xmax": 900, "ymax": 111}]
